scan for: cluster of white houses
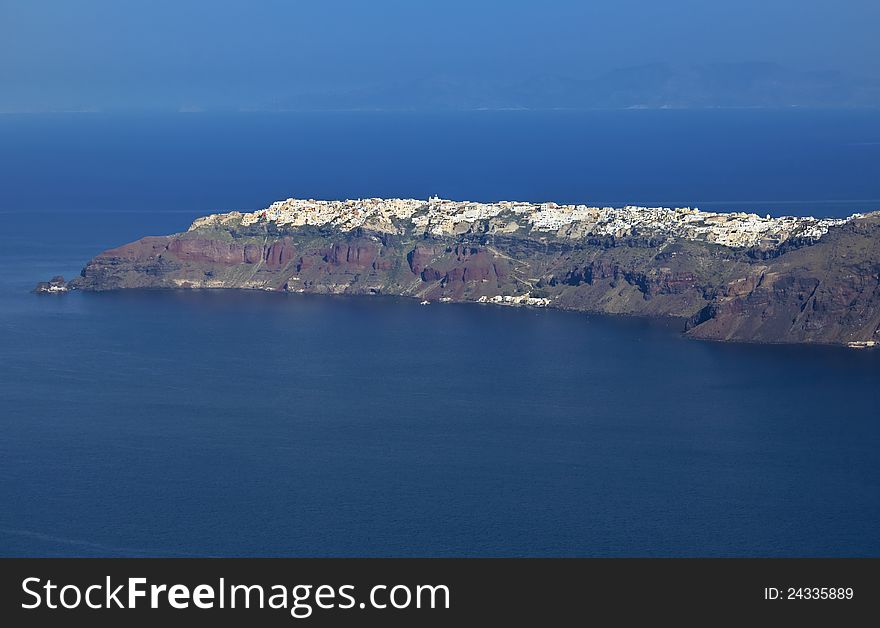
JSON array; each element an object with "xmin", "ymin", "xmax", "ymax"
[{"xmin": 190, "ymin": 197, "xmax": 859, "ymax": 249}]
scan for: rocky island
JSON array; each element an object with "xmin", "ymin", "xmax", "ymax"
[
  {"xmin": 48, "ymin": 197, "xmax": 880, "ymax": 346},
  {"xmin": 33, "ymin": 275, "xmax": 69, "ymax": 294}
]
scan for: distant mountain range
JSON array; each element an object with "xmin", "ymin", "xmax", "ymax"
[{"xmin": 261, "ymin": 63, "xmax": 880, "ymax": 111}]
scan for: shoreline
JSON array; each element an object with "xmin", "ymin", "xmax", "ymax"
[{"xmin": 56, "ymin": 285, "xmax": 880, "ymax": 351}]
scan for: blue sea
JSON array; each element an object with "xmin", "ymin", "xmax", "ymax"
[{"xmin": 0, "ymin": 110, "xmax": 879, "ymax": 557}]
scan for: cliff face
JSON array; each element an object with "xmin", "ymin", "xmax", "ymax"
[
  {"xmin": 66, "ymin": 211, "xmax": 880, "ymax": 347},
  {"xmin": 685, "ymin": 214, "xmax": 880, "ymax": 344}
]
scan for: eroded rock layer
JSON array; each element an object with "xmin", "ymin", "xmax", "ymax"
[{"xmin": 65, "ymin": 198, "xmax": 880, "ymax": 346}]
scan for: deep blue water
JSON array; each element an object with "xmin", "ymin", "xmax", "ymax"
[
  {"xmin": 1, "ymin": 111, "xmax": 879, "ymax": 557},
  {"xmin": 2, "ymin": 110, "xmax": 880, "ymax": 216}
]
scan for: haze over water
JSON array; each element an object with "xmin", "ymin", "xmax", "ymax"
[{"xmin": 1, "ymin": 111, "xmax": 879, "ymax": 556}]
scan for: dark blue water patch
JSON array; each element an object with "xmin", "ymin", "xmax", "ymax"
[
  {"xmin": 1, "ymin": 109, "xmax": 879, "ymax": 216},
  {"xmin": 1, "ymin": 286, "xmax": 878, "ymax": 557}
]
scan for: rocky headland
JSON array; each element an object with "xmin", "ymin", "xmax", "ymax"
[
  {"xmin": 33, "ymin": 275, "xmax": 69, "ymax": 294},
  {"xmin": 48, "ymin": 197, "xmax": 880, "ymax": 346}
]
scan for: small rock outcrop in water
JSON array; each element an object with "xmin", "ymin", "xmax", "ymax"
[
  {"xmin": 33, "ymin": 276, "xmax": 69, "ymax": 294},
  {"xmin": 49, "ymin": 196, "xmax": 880, "ymax": 347}
]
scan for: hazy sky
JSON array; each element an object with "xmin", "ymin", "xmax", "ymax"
[{"xmin": 2, "ymin": 0, "xmax": 879, "ymax": 110}]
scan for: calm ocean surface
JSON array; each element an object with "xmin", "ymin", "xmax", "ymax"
[{"xmin": 1, "ymin": 111, "xmax": 878, "ymax": 556}]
